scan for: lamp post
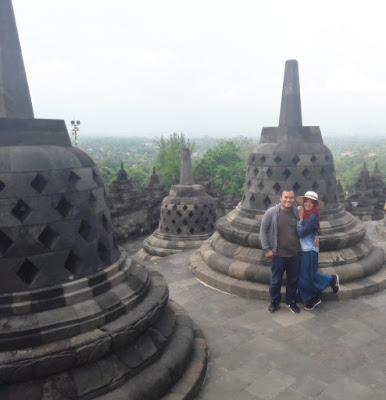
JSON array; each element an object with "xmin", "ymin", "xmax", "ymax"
[{"xmin": 70, "ymin": 120, "xmax": 81, "ymax": 147}]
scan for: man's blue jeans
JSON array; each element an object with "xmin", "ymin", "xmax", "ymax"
[{"xmin": 269, "ymin": 254, "xmax": 301, "ymax": 305}]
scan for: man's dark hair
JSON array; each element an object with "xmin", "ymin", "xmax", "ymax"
[{"xmin": 280, "ymin": 188, "xmax": 295, "ymax": 196}]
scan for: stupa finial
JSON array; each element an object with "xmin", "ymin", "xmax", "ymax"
[
  {"xmin": 279, "ymin": 59, "xmax": 302, "ymax": 127},
  {"xmin": 179, "ymin": 148, "xmax": 195, "ymax": 185},
  {"xmin": 0, "ymin": 0, "xmax": 34, "ymax": 118},
  {"xmin": 117, "ymin": 160, "xmax": 128, "ymax": 181}
]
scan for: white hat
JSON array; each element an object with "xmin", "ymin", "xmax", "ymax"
[{"xmin": 296, "ymin": 190, "xmax": 324, "ymax": 209}]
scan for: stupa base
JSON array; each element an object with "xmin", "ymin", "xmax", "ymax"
[
  {"xmin": 136, "ymin": 232, "xmax": 211, "ymax": 261},
  {"xmin": 0, "ymin": 253, "xmax": 208, "ymax": 400},
  {"xmin": 190, "ymin": 246, "xmax": 386, "ymax": 301}
]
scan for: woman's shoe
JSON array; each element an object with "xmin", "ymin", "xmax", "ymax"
[
  {"xmin": 304, "ymin": 297, "xmax": 321, "ymax": 310},
  {"xmin": 331, "ymin": 274, "xmax": 340, "ymax": 294}
]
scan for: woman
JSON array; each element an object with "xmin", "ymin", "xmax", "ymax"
[{"xmin": 296, "ymin": 191, "xmax": 340, "ymax": 310}]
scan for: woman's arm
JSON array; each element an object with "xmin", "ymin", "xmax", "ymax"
[{"xmin": 297, "ymin": 213, "xmax": 318, "ymax": 237}]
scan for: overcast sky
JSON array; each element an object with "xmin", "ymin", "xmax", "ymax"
[{"xmin": 12, "ymin": 0, "xmax": 386, "ymax": 137}]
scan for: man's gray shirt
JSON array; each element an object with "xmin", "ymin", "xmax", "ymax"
[{"xmin": 260, "ymin": 203, "xmax": 299, "ymax": 255}]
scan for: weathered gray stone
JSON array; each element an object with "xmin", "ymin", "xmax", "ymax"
[{"xmin": 0, "ymin": 2, "xmax": 207, "ymax": 399}]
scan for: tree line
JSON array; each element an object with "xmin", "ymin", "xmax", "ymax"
[{"xmin": 76, "ymin": 134, "xmax": 386, "ymax": 198}]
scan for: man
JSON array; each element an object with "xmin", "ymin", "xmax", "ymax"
[{"xmin": 260, "ymin": 188, "xmax": 302, "ymax": 313}]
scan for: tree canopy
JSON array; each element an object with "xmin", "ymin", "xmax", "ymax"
[
  {"xmin": 199, "ymin": 140, "xmax": 245, "ymax": 195},
  {"xmin": 126, "ymin": 167, "xmax": 149, "ymax": 189},
  {"xmin": 153, "ymin": 132, "xmax": 195, "ymax": 190},
  {"xmin": 79, "ymin": 134, "xmax": 386, "ymax": 198}
]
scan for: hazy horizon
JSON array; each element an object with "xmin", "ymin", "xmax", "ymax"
[{"xmin": 77, "ymin": 131, "xmax": 386, "ymax": 141}]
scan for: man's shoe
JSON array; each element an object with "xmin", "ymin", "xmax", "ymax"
[
  {"xmin": 286, "ymin": 302, "xmax": 300, "ymax": 314},
  {"xmin": 331, "ymin": 274, "xmax": 340, "ymax": 294},
  {"xmin": 304, "ymin": 297, "xmax": 321, "ymax": 311},
  {"xmin": 268, "ymin": 302, "xmax": 279, "ymax": 313}
]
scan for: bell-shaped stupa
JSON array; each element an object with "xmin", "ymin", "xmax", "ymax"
[
  {"xmin": 191, "ymin": 60, "xmax": 385, "ymax": 299},
  {"xmin": 0, "ymin": 2, "xmax": 207, "ymax": 398},
  {"xmin": 137, "ymin": 148, "xmax": 216, "ymax": 260}
]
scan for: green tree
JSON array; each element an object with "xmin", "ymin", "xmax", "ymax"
[
  {"xmin": 127, "ymin": 166, "xmax": 150, "ymax": 190},
  {"xmin": 215, "ymin": 136, "xmax": 258, "ymax": 165},
  {"xmin": 200, "ymin": 141, "xmax": 245, "ymax": 195},
  {"xmin": 99, "ymin": 166, "xmax": 117, "ymax": 186},
  {"xmin": 154, "ymin": 132, "xmax": 195, "ymax": 190}
]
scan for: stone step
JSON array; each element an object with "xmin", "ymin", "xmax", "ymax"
[
  {"xmin": 95, "ymin": 301, "xmax": 208, "ymax": 400},
  {"xmin": 0, "ymin": 250, "xmax": 129, "ymax": 317},
  {"xmin": 0, "ymin": 267, "xmax": 169, "ymax": 382},
  {"xmin": 161, "ymin": 327, "xmax": 208, "ymax": 400},
  {"xmin": 0, "ymin": 278, "xmax": 208, "ymax": 400}
]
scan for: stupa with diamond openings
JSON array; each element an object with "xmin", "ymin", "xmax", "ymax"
[
  {"xmin": 0, "ymin": 1, "xmax": 207, "ymax": 399},
  {"xmin": 137, "ymin": 148, "xmax": 216, "ymax": 260},
  {"xmin": 191, "ymin": 60, "xmax": 386, "ymax": 300}
]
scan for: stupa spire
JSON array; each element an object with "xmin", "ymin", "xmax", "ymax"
[
  {"xmin": 279, "ymin": 59, "xmax": 302, "ymax": 127},
  {"xmin": 0, "ymin": 0, "xmax": 34, "ymax": 118},
  {"xmin": 179, "ymin": 147, "xmax": 195, "ymax": 185},
  {"xmin": 116, "ymin": 160, "xmax": 128, "ymax": 181}
]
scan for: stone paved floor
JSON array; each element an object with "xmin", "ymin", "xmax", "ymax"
[{"xmin": 124, "ymin": 221, "xmax": 386, "ymax": 400}]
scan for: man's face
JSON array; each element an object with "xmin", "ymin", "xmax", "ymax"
[{"xmin": 280, "ymin": 190, "xmax": 295, "ymax": 210}]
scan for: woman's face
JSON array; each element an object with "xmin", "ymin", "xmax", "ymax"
[{"xmin": 303, "ymin": 198, "xmax": 316, "ymax": 211}]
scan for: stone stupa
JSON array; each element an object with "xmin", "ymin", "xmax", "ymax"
[
  {"xmin": 347, "ymin": 162, "xmax": 386, "ymax": 221},
  {"xmin": 137, "ymin": 148, "xmax": 216, "ymax": 260},
  {"xmin": 347, "ymin": 163, "xmax": 374, "ymax": 221},
  {"xmin": 191, "ymin": 59, "xmax": 386, "ymax": 300},
  {"xmin": 143, "ymin": 166, "xmax": 167, "ymax": 199},
  {"xmin": 0, "ymin": 1, "xmax": 207, "ymax": 399},
  {"xmin": 107, "ymin": 161, "xmax": 140, "ymax": 206}
]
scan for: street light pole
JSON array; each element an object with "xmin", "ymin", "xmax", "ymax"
[{"xmin": 70, "ymin": 119, "xmax": 81, "ymax": 147}]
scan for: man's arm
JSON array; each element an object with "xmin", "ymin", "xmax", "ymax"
[
  {"xmin": 265, "ymin": 250, "xmax": 274, "ymax": 261},
  {"xmin": 260, "ymin": 209, "xmax": 274, "ymax": 260}
]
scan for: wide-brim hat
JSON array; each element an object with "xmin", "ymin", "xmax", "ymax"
[{"xmin": 296, "ymin": 190, "xmax": 325, "ymax": 209}]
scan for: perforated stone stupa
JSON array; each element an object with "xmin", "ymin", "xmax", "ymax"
[
  {"xmin": 191, "ymin": 59, "xmax": 386, "ymax": 299},
  {"xmin": 137, "ymin": 148, "xmax": 216, "ymax": 260},
  {"xmin": 0, "ymin": 2, "xmax": 207, "ymax": 399}
]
